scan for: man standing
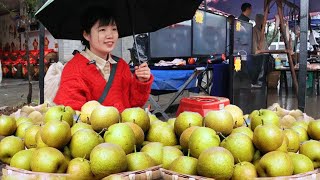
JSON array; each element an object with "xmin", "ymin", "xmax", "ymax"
[{"xmin": 238, "ymin": 3, "xmax": 252, "ymax": 22}]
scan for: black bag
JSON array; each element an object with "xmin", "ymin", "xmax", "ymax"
[{"xmin": 131, "ymin": 33, "xmax": 149, "ymax": 64}]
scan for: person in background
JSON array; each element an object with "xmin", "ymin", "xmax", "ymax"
[
  {"xmin": 253, "ymin": 14, "xmax": 266, "ymax": 54},
  {"xmin": 238, "ymin": 3, "xmax": 252, "ymax": 22}
]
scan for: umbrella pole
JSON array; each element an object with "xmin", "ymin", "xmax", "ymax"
[{"xmin": 39, "ymin": 23, "xmax": 45, "ymax": 104}]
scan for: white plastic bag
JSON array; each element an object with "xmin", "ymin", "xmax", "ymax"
[{"xmin": 44, "ymin": 62, "xmax": 64, "ymax": 103}]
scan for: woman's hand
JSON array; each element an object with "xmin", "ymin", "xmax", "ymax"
[{"xmin": 135, "ymin": 62, "xmax": 151, "ymax": 82}]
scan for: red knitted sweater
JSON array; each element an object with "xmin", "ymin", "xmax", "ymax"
[{"xmin": 54, "ymin": 54, "xmax": 153, "ymax": 112}]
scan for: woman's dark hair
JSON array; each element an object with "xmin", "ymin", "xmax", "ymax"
[
  {"xmin": 80, "ymin": 7, "xmax": 117, "ymax": 48},
  {"xmin": 241, "ymin": 3, "xmax": 252, "ymax": 12}
]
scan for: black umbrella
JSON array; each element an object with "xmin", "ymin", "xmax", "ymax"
[{"xmin": 35, "ymin": 0, "xmax": 203, "ymax": 40}]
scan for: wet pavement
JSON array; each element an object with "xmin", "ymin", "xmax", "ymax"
[{"xmin": 0, "ymin": 78, "xmax": 319, "ymax": 119}]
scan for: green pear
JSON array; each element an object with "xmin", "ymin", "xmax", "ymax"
[
  {"xmin": 280, "ymin": 115, "xmax": 296, "ymax": 129},
  {"xmin": 27, "ymin": 111, "xmax": 43, "ymax": 125},
  {"xmin": 125, "ymin": 122, "xmax": 145, "ymax": 146},
  {"xmin": 291, "ymin": 126, "xmax": 309, "ymax": 143},
  {"xmin": 140, "ymin": 142, "xmax": 163, "ymax": 165},
  {"xmin": 15, "ymin": 121, "xmax": 33, "ymax": 139},
  {"xmin": 162, "ymin": 146, "xmax": 183, "ymax": 169},
  {"xmin": 80, "ymin": 100, "xmax": 101, "ymax": 124},
  {"xmin": 232, "ymin": 162, "xmax": 257, "ymax": 180},
  {"xmin": 189, "ymin": 127, "xmax": 220, "ymax": 158},
  {"xmin": 307, "ymin": 120, "xmax": 320, "ymax": 140},
  {"xmin": 179, "ymin": 126, "xmax": 199, "ymax": 150},
  {"xmin": 16, "ymin": 117, "xmax": 33, "ymax": 127},
  {"xmin": 254, "ymin": 159, "xmax": 266, "ymax": 177},
  {"xmin": 253, "ymin": 124, "xmax": 284, "ymax": 153},
  {"xmin": 197, "ymin": 147, "xmax": 234, "ymax": 179},
  {"xmin": 220, "ymin": 133, "xmax": 255, "ymax": 163},
  {"xmin": 121, "ymin": 107, "xmax": 150, "ymax": 132},
  {"xmin": 126, "ymin": 152, "xmax": 156, "ymax": 171},
  {"xmin": 24, "ymin": 125, "xmax": 41, "ymax": 149},
  {"xmin": 258, "ymin": 151, "xmax": 293, "ymax": 177},
  {"xmin": 30, "ymin": 147, "xmax": 68, "ymax": 173},
  {"xmin": 289, "ymin": 109, "xmax": 304, "ymax": 120},
  {"xmin": 70, "ymin": 122, "xmax": 93, "ymax": 136},
  {"xmin": 70, "ymin": 129, "xmax": 101, "ymax": 159},
  {"xmin": 276, "ymin": 135, "xmax": 289, "ymax": 152},
  {"xmin": 167, "ymin": 118, "xmax": 176, "ymax": 127},
  {"xmin": 0, "ymin": 136, "xmax": 25, "ymax": 164},
  {"xmin": 44, "ymin": 105, "xmax": 74, "ymax": 126},
  {"xmin": 288, "ymin": 152, "xmax": 314, "ymax": 175},
  {"xmin": 300, "ymin": 140, "xmax": 320, "ymax": 168},
  {"xmin": 148, "ymin": 114, "xmax": 159, "ymax": 124},
  {"xmin": 10, "ymin": 149, "xmax": 35, "ymax": 170},
  {"xmin": 90, "ymin": 106, "xmax": 120, "ymax": 132},
  {"xmin": 90, "ymin": 143, "xmax": 127, "ymax": 178},
  {"xmin": 147, "ymin": 122, "xmax": 177, "ymax": 146},
  {"xmin": 36, "ymin": 131, "xmax": 48, "ymax": 148},
  {"xmin": 40, "ymin": 119, "xmax": 71, "ymax": 149},
  {"xmin": 104, "ymin": 123, "xmax": 136, "ymax": 154},
  {"xmin": 250, "ymin": 109, "xmax": 280, "ymax": 131},
  {"xmin": 292, "ymin": 121, "xmax": 309, "ymax": 130},
  {"xmin": 174, "ymin": 111, "xmax": 203, "ymax": 137},
  {"xmin": 0, "ymin": 115, "xmax": 17, "ymax": 136},
  {"xmin": 63, "ymin": 146, "xmax": 72, "ymax": 164},
  {"xmin": 204, "ymin": 110, "xmax": 234, "ymax": 136},
  {"xmin": 224, "ymin": 104, "xmax": 244, "ymax": 128},
  {"xmin": 284, "ymin": 129, "xmax": 300, "ymax": 152},
  {"xmin": 253, "ymin": 150, "xmax": 262, "ymax": 162},
  {"xmin": 169, "ymin": 155, "xmax": 198, "ymax": 175},
  {"xmin": 67, "ymin": 158, "xmax": 94, "ymax": 180},
  {"xmin": 231, "ymin": 126, "xmax": 253, "ymax": 139},
  {"xmin": 20, "ymin": 105, "xmax": 35, "ymax": 117}
]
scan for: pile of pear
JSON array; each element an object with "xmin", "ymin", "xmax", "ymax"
[{"xmin": 1, "ymin": 101, "xmax": 320, "ymax": 180}]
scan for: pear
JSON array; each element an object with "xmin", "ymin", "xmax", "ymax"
[
  {"xmin": 291, "ymin": 125, "xmax": 309, "ymax": 143},
  {"xmin": 44, "ymin": 106, "xmax": 74, "ymax": 126},
  {"xmin": 204, "ymin": 110, "xmax": 234, "ymax": 136},
  {"xmin": 90, "ymin": 143, "xmax": 127, "ymax": 178},
  {"xmin": 0, "ymin": 136, "xmax": 25, "ymax": 164},
  {"xmin": 10, "ymin": 149, "xmax": 35, "ymax": 170},
  {"xmin": 169, "ymin": 153, "xmax": 198, "ymax": 175},
  {"xmin": 16, "ymin": 117, "xmax": 33, "ymax": 126},
  {"xmin": 20, "ymin": 105, "xmax": 35, "ymax": 117},
  {"xmin": 300, "ymin": 140, "xmax": 320, "ymax": 168},
  {"xmin": 179, "ymin": 126, "xmax": 199, "ymax": 150},
  {"xmin": 15, "ymin": 121, "xmax": 33, "ymax": 139},
  {"xmin": 71, "ymin": 122, "xmax": 93, "ymax": 136},
  {"xmin": 292, "ymin": 121, "xmax": 309, "ymax": 130},
  {"xmin": 125, "ymin": 122, "xmax": 145, "ymax": 146},
  {"xmin": 80, "ymin": 100, "xmax": 101, "ymax": 124},
  {"xmin": 28, "ymin": 111, "xmax": 43, "ymax": 125},
  {"xmin": 126, "ymin": 151, "xmax": 156, "ymax": 171},
  {"xmin": 288, "ymin": 152, "xmax": 314, "ymax": 175},
  {"xmin": 188, "ymin": 127, "xmax": 220, "ymax": 158},
  {"xmin": 63, "ymin": 146, "xmax": 72, "ymax": 165},
  {"xmin": 0, "ymin": 115, "xmax": 17, "ymax": 136},
  {"xmin": 36, "ymin": 131, "xmax": 48, "ymax": 148},
  {"xmin": 162, "ymin": 146, "xmax": 183, "ymax": 169},
  {"xmin": 253, "ymin": 124, "xmax": 284, "ymax": 153},
  {"xmin": 276, "ymin": 135, "xmax": 289, "ymax": 152},
  {"xmin": 24, "ymin": 125, "xmax": 41, "ymax": 148},
  {"xmin": 221, "ymin": 133, "xmax": 255, "ymax": 163},
  {"xmin": 40, "ymin": 119, "xmax": 71, "ymax": 149},
  {"xmin": 280, "ymin": 115, "xmax": 296, "ymax": 128},
  {"xmin": 140, "ymin": 142, "xmax": 163, "ymax": 165},
  {"xmin": 289, "ymin": 109, "xmax": 304, "ymax": 120},
  {"xmin": 67, "ymin": 158, "xmax": 94, "ymax": 180},
  {"xmin": 147, "ymin": 122, "xmax": 177, "ymax": 146},
  {"xmin": 284, "ymin": 129, "xmax": 300, "ymax": 152},
  {"xmin": 258, "ymin": 151, "xmax": 293, "ymax": 177},
  {"xmin": 250, "ymin": 109, "xmax": 280, "ymax": 131},
  {"xmin": 231, "ymin": 126, "xmax": 253, "ymax": 139},
  {"xmin": 224, "ymin": 104, "xmax": 244, "ymax": 127},
  {"xmin": 148, "ymin": 114, "xmax": 159, "ymax": 124},
  {"xmin": 197, "ymin": 147, "xmax": 234, "ymax": 179},
  {"xmin": 30, "ymin": 147, "xmax": 68, "ymax": 173},
  {"xmin": 253, "ymin": 150, "xmax": 262, "ymax": 162},
  {"xmin": 104, "ymin": 123, "xmax": 136, "ymax": 154},
  {"xmin": 90, "ymin": 106, "xmax": 120, "ymax": 132},
  {"xmin": 121, "ymin": 107, "xmax": 150, "ymax": 132},
  {"xmin": 69, "ymin": 129, "xmax": 101, "ymax": 159},
  {"xmin": 307, "ymin": 120, "xmax": 320, "ymax": 140},
  {"xmin": 174, "ymin": 111, "xmax": 203, "ymax": 137},
  {"xmin": 232, "ymin": 161, "xmax": 257, "ymax": 180}
]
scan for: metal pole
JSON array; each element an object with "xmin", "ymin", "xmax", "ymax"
[
  {"xmin": 38, "ymin": 0, "xmax": 46, "ymax": 104},
  {"xmin": 228, "ymin": 16, "xmax": 235, "ymax": 103},
  {"xmin": 298, "ymin": 0, "xmax": 309, "ymax": 112}
]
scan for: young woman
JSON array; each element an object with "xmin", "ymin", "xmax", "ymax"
[{"xmin": 54, "ymin": 7, "xmax": 153, "ymax": 112}]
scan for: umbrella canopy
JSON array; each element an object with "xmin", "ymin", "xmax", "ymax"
[{"xmin": 36, "ymin": 0, "xmax": 203, "ymax": 40}]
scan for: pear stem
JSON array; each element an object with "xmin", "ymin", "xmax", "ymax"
[
  {"xmin": 238, "ymin": 158, "xmax": 242, "ymax": 165},
  {"xmin": 188, "ymin": 123, "xmax": 191, "ymax": 128},
  {"xmin": 63, "ymin": 106, "xmax": 66, "ymax": 112},
  {"xmin": 244, "ymin": 118, "xmax": 249, "ymax": 127},
  {"xmin": 259, "ymin": 110, "xmax": 261, "ymax": 116},
  {"xmin": 60, "ymin": 115, "xmax": 63, "ymax": 121},
  {"xmin": 76, "ymin": 114, "xmax": 81, "ymax": 123},
  {"xmin": 235, "ymin": 121, "xmax": 237, "ymax": 127},
  {"xmin": 261, "ymin": 119, "xmax": 264, "ymax": 126},
  {"xmin": 82, "ymin": 154, "xmax": 87, "ymax": 160},
  {"xmin": 133, "ymin": 119, "xmax": 136, "ymax": 124},
  {"xmin": 203, "ymin": 120, "xmax": 206, "ymax": 127},
  {"xmin": 98, "ymin": 128, "xmax": 106, "ymax": 136},
  {"xmin": 87, "ymin": 117, "xmax": 89, "ymax": 124},
  {"xmin": 134, "ymin": 145, "xmax": 137, "ymax": 153},
  {"xmin": 218, "ymin": 132, "xmax": 227, "ymax": 140},
  {"xmin": 187, "ymin": 149, "xmax": 190, "ymax": 157}
]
